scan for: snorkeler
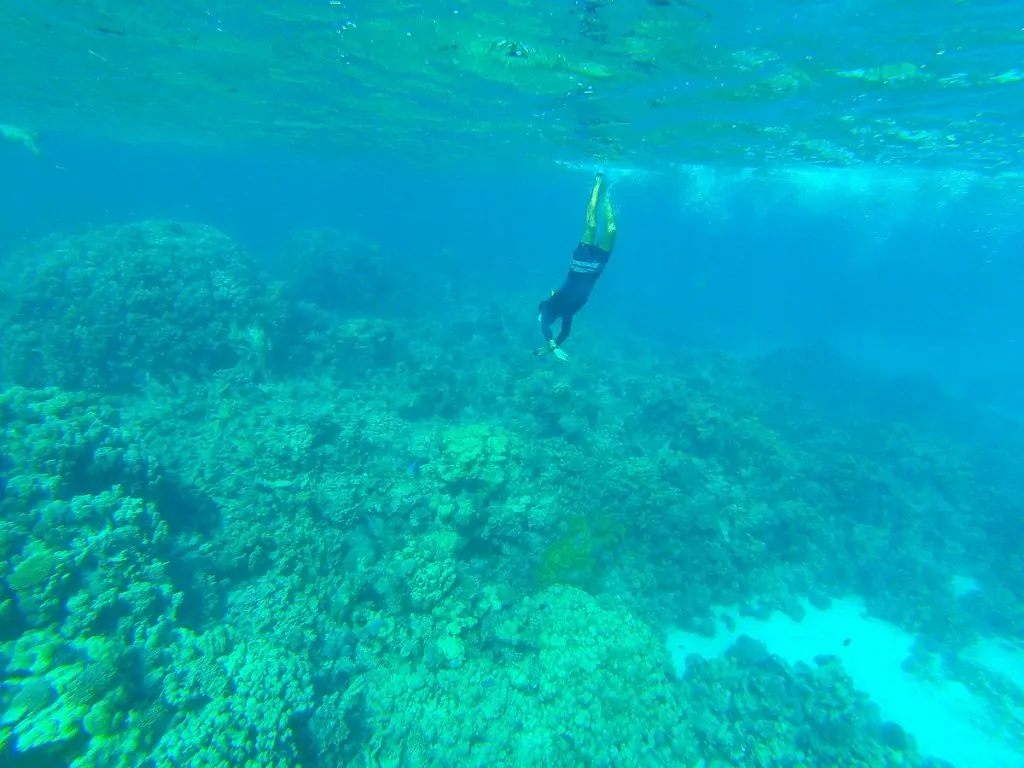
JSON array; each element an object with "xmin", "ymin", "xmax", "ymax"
[{"xmin": 535, "ymin": 173, "xmax": 616, "ymax": 362}]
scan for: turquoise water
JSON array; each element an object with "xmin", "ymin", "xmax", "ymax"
[{"xmin": 3, "ymin": 2, "xmax": 1024, "ymax": 767}]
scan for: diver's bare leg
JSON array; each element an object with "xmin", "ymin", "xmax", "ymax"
[
  {"xmin": 599, "ymin": 188, "xmax": 616, "ymax": 252},
  {"xmin": 580, "ymin": 173, "xmax": 605, "ymax": 245}
]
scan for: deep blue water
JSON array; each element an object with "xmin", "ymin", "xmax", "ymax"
[{"xmin": 5, "ymin": 134, "xmax": 1024, "ymax": 403}]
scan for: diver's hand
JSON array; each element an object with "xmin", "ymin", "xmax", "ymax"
[
  {"xmin": 533, "ymin": 342, "xmax": 568, "ymax": 361},
  {"xmin": 535, "ymin": 339, "xmax": 558, "ymax": 357}
]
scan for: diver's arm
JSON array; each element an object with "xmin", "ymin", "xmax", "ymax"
[
  {"xmin": 539, "ymin": 309, "xmax": 555, "ymax": 343},
  {"xmin": 555, "ymin": 315, "xmax": 573, "ymax": 346},
  {"xmin": 535, "ymin": 310, "xmax": 569, "ymax": 360}
]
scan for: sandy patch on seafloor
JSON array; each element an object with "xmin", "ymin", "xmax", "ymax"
[{"xmin": 668, "ymin": 595, "xmax": 1024, "ymax": 768}]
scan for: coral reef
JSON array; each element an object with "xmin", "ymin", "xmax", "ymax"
[
  {"xmin": 1, "ymin": 220, "xmax": 1018, "ymax": 766},
  {"xmin": 0, "ymin": 221, "xmax": 286, "ymax": 392}
]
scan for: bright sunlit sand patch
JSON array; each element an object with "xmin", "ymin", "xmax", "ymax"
[
  {"xmin": 667, "ymin": 597, "xmax": 1024, "ymax": 768},
  {"xmin": 965, "ymin": 637, "xmax": 1024, "ymax": 688},
  {"xmin": 962, "ymin": 636, "xmax": 1024, "ymax": 730}
]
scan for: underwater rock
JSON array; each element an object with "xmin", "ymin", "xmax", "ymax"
[
  {"xmin": 781, "ymin": 594, "xmax": 807, "ymax": 623},
  {"xmin": 278, "ymin": 228, "xmax": 410, "ymax": 316},
  {"xmin": 808, "ymin": 591, "xmax": 832, "ymax": 611},
  {"xmin": 693, "ymin": 616, "xmax": 718, "ymax": 638},
  {"xmin": 727, "ymin": 634, "xmax": 771, "ymax": 665},
  {"xmin": 878, "ymin": 720, "xmax": 910, "ymax": 751}
]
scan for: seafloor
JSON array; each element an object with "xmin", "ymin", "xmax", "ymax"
[{"xmin": 1, "ymin": 220, "xmax": 1023, "ymax": 767}]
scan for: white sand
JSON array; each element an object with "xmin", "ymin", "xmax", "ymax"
[{"xmin": 667, "ymin": 596, "xmax": 1024, "ymax": 767}]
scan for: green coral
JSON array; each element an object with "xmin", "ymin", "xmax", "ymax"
[
  {"xmin": 536, "ymin": 517, "xmax": 595, "ymax": 587},
  {"xmin": 7, "ymin": 548, "xmax": 68, "ymax": 593},
  {"xmin": 4, "ymin": 677, "xmax": 57, "ymax": 722},
  {"xmin": 536, "ymin": 514, "xmax": 626, "ymax": 588},
  {"xmin": 60, "ymin": 660, "xmax": 121, "ymax": 709},
  {"xmin": 0, "ymin": 520, "xmax": 24, "ymax": 561},
  {"xmin": 5, "ymin": 545, "xmax": 73, "ymax": 626}
]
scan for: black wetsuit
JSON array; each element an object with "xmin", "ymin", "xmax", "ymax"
[{"xmin": 538, "ymin": 241, "xmax": 611, "ymax": 345}]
